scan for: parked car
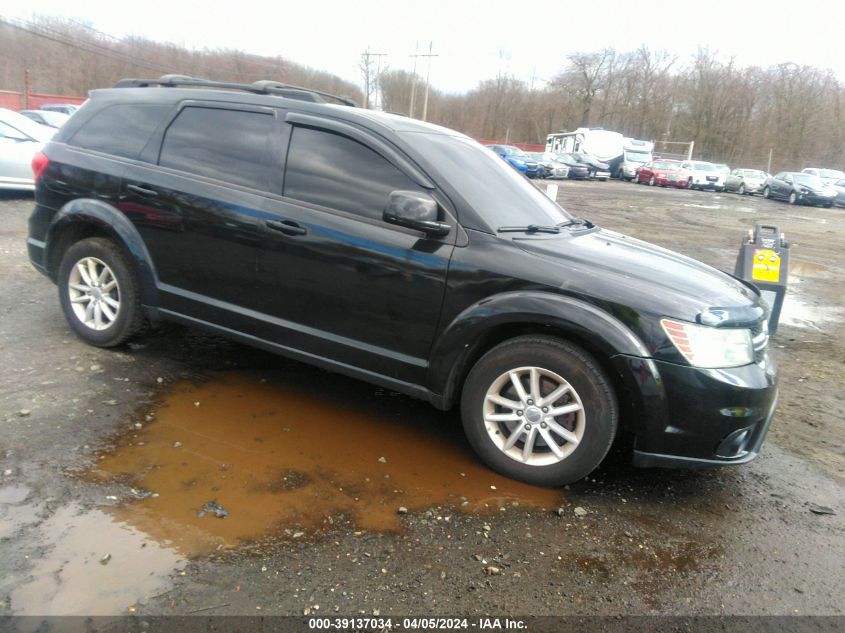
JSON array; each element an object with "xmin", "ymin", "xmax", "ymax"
[
  {"xmin": 527, "ymin": 152, "xmax": 569, "ymax": 179},
  {"xmin": 714, "ymin": 163, "xmax": 731, "ymax": 182},
  {"xmin": 635, "ymin": 160, "xmax": 688, "ymax": 188},
  {"xmin": 19, "ymin": 110, "xmax": 71, "ymax": 129},
  {"xmin": 801, "ymin": 167, "xmax": 845, "ymax": 184},
  {"xmin": 39, "ymin": 103, "xmax": 80, "ymax": 116},
  {"xmin": 572, "ymin": 153, "xmax": 610, "ymax": 180},
  {"xmin": 763, "ymin": 172, "xmax": 837, "ymax": 207},
  {"xmin": 724, "ymin": 168, "xmax": 769, "ymax": 195},
  {"xmin": 552, "ymin": 153, "xmax": 591, "ymax": 179},
  {"xmin": 831, "ymin": 179, "xmax": 845, "ymax": 207},
  {"xmin": 0, "ymin": 107, "xmax": 55, "ymax": 190},
  {"xmin": 680, "ymin": 160, "xmax": 726, "ymax": 191},
  {"xmin": 28, "ymin": 75, "xmax": 777, "ymax": 486},
  {"xmin": 486, "ymin": 144, "xmax": 542, "ymax": 178}
]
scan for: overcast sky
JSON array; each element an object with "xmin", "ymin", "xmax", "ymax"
[{"xmin": 6, "ymin": 0, "xmax": 845, "ymax": 93}]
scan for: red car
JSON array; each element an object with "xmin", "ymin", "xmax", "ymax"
[{"xmin": 635, "ymin": 160, "xmax": 688, "ymax": 188}]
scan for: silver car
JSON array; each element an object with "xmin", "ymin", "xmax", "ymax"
[
  {"xmin": 831, "ymin": 179, "xmax": 845, "ymax": 207},
  {"xmin": 724, "ymin": 168, "xmax": 769, "ymax": 195},
  {"xmin": 0, "ymin": 108, "xmax": 54, "ymax": 191}
]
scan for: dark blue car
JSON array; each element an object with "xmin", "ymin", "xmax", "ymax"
[{"xmin": 485, "ymin": 144, "xmax": 542, "ymax": 178}]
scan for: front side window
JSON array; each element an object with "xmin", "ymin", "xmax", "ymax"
[
  {"xmin": 159, "ymin": 107, "xmax": 275, "ymax": 191},
  {"xmin": 283, "ymin": 125, "xmax": 424, "ymax": 221}
]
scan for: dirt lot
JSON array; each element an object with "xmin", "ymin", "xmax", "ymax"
[{"xmin": 0, "ymin": 180, "xmax": 843, "ymax": 623}]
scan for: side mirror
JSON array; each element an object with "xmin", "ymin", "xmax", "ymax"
[{"xmin": 383, "ymin": 190, "xmax": 450, "ymax": 237}]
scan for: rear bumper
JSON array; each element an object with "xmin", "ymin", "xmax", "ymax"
[{"xmin": 611, "ymin": 353, "xmax": 778, "ymax": 468}]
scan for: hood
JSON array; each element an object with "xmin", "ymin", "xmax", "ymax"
[{"xmin": 514, "ymin": 228, "xmax": 763, "ymax": 325}]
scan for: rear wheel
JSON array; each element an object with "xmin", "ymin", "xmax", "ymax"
[
  {"xmin": 57, "ymin": 238, "xmax": 145, "ymax": 347},
  {"xmin": 460, "ymin": 336, "xmax": 617, "ymax": 486}
]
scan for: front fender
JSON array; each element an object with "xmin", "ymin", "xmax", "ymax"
[
  {"xmin": 46, "ymin": 199, "xmax": 159, "ymax": 306},
  {"xmin": 428, "ymin": 291, "xmax": 652, "ymax": 403}
]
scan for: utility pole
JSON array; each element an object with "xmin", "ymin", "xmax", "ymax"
[
  {"xmin": 409, "ymin": 42, "xmax": 419, "ymax": 118},
  {"xmin": 23, "ymin": 69, "xmax": 30, "ymax": 109},
  {"xmin": 410, "ymin": 42, "xmax": 437, "ymax": 122},
  {"xmin": 360, "ymin": 48, "xmax": 387, "ymax": 110},
  {"xmin": 767, "ymin": 148, "xmax": 773, "ymax": 174}
]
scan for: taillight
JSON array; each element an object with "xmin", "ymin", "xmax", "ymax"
[{"xmin": 32, "ymin": 151, "xmax": 49, "ymax": 183}]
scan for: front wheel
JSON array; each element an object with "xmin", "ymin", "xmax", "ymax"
[
  {"xmin": 648, "ymin": 175, "xmax": 655, "ymax": 186},
  {"xmin": 58, "ymin": 237, "xmax": 145, "ymax": 347},
  {"xmin": 460, "ymin": 336, "xmax": 618, "ymax": 486},
  {"xmin": 788, "ymin": 192, "xmax": 798, "ymax": 205},
  {"xmin": 738, "ymin": 183, "xmax": 746, "ymax": 195},
  {"xmin": 763, "ymin": 186, "xmax": 771, "ymax": 198}
]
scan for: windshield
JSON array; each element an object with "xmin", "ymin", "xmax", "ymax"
[
  {"xmin": 500, "ymin": 146, "xmax": 528, "ymax": 157},
  {"xmin": 652, "ymin": 161, "xmax": 679, "ymax": 170},
  {"xmin": 625, "ymin": 150, "xmax": 651, "ymax": 163},
  {"xmin": 794, "ymin": 174, "xmax": 826, "ymax": 187},
  {"xmin": 692, "ymin": 162, "xmax": 716, "ymax": 171},
  {"xmin": 408, "ymin": 133, "xmax": 572, "ymax": 229},
  {"xmin": 820, "ymin": 169, "xmax": 845, "ymax": 179},
  {"xmin": 742, "ymin": 170, "xmax": 766, "ymax": 178}
]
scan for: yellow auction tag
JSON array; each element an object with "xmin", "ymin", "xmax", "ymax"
[{"xmin": 752, "ymin": 248, "xmax": 780, "ymax": 282}]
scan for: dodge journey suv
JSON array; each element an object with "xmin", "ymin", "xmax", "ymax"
[{"xmin": 27, "ymin": 76, "xmax": 778, "ymax": 486}]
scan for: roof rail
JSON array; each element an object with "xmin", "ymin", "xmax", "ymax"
[{"xmin": 113, "ymin": 75, "xmax": 358, "ymax": 107}]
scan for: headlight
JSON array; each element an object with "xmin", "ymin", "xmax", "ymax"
[{"xmin": 661, "ymin": 319, "xmax": 753, "ymax": 368}]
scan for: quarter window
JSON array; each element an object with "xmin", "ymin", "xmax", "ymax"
[
  {"xmin": 283, "ymin": 125, "xmax": 423, "ymax": 221},
  {"xmin": 70, "ymin": 103, "xmax": 170, "ymax": 159},
  {"xmin": 159, "ymin": 107, "xmax": 275, "ymax": 191}
]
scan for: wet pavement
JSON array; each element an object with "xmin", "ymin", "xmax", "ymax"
[{"xmin": 0, "ymin": 184, "xmax": 843, "ymax": 618}]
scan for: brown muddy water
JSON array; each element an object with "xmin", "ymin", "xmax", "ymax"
[{"xmin": 86, "ymin": 372, "xmax": 563, "ymax": 557}]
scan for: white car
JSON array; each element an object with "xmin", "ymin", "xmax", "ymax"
[
  {"xmin": 19, "ymin": 109, "xmax": 71, "ymax": 129},
  {"xmin": 0, "ymin": 108, "xmax": 54, "ymax": 191},
  {"xmin": 801, "ymin": 167, "xmax": 845, "ymax": 185},
  {"xmin": 680, "ymin": 160, "xmax": 726, "ymax": 191}
]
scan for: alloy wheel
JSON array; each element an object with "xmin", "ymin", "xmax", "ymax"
[
  {"xmin": 67, "ymin": 257, "xmax": 121, "ymax": 331},
  {"xmin": 482, "ymin": 366, "xmax": 585, "ymax": 467}
]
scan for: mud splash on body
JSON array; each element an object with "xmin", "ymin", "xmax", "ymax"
[{"xmin": 89, "ymin": 372, "xmax": 562, "ymax": 555}]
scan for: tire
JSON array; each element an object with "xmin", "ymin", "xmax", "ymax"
[
  {"xmin": 788, "ymin": 192, "xmax": 797, "ymax": 205},
  {"xmin": 824, "ymin": 202, "xmax": 833, "ymax": 208},
  {"xmin": 648, "ymin": 175, "xmax": 655, "ymax": 186},
  {"xmin": 57, "ymin": 237, "xmax": 145, "ymax": 347},
  {"xmin": 460, "ymin": 336, "xmax": 618, "ymax": 487},
  {"xmin": 763, "ymin": 186, "xmax": 771, "ymax": 199},
  {"xmin": 688, "ymin": 179, "xmax": 695, "ymax": 190},
  {"xmin": 738, "ymin": 183, "xmax": 746, "ymax": 195}
]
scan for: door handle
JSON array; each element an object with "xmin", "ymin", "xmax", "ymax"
[
  {"xmin": 266, "ymin": 219, "xmax": 307, "ymax": 236},
  {"xmin": 127, "ymin": 184, "xmax": 159, "ymax": 197}
]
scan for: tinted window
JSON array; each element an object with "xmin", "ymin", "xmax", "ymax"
[
  {"xmin": 405, "ymin": 132, "xmax": 571, "ymax": 229},
  {"xmin": 159, "ymin": 107, "xmax": 275, "ymax": 191},
  {"xmin": 70, "ymin": 104, "xmax": 170, "ymax": 159},
  {"xmin": 284, "ymin": 126, "xmax": 423, "ymax": 220}
]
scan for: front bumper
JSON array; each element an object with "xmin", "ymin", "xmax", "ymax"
[
  {"xmin": 612, "ymin": 353, "xmax": 778, "ymax": 468},
  {"xmin": 797, "ymin": 192, "xmax": 835, "ymax": 205}
]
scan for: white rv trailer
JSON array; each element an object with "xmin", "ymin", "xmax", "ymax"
[{"xmin": 546, "ymin": 128, "xmax": 652, "ymax": 177}]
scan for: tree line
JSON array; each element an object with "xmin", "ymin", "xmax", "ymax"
[{"xmin": 2, "ymin": 17, "xmax": 843, "ymax": 173}]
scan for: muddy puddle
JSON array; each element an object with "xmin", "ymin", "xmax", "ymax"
[{"xmin": 86, "ymin": 372, "xmax": 562, "ymax": 556}]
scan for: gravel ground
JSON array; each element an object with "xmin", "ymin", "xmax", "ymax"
[{"xmin": 0, "ymin": 181, "xmax": 842, "ymax": 621}]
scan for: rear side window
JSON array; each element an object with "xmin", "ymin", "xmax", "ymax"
[
  {"xmin": 70, "ymin": 103, "xmax": 170, "ymax": 159},
  {"xmin": 159, "ymin": 107, "xmax": 275, "ymax": 191},
  {"xmin": 283, "ymin": 126, "xmax": 422, "ymax": 221}
]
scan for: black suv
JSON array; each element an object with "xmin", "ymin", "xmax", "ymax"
[{"xmin": 27, "ymin": 76, "xmax": 778, "ymax": 486}]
